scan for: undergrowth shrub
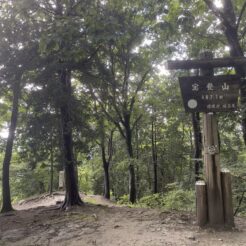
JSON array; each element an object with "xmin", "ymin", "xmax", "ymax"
[
  {"xmin": 139, "ymin": 193, "xmax": 164, "ymax": 208},
  {"xmin": 117, "ymin": 194, "xmax": 129, "ymax": 205},
  {"xmin": 163, "ymin": 189, "xmax": 195, "ymax": 211},
  {"xmin": 117, "ymin": 187, "xmax": 195, "ymax": 211}
]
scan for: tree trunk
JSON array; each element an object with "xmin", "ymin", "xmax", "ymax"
[
  {"xmin": 135, "ymin": 124, "xmax": 140, "ymax": 199},
  {"xmin": 225, "ymin": 31, "xmax": 246, "ymax": 144},
  {"xmin": 128, "ymin": 163, "xmax": 136, "ymax": 203},
  {"xmin": 103, "ymin": 162, "xmax": 110, "ymax": 199},
  {"xmin": 125, "ymin": 122, "xmax": 136, "ymax": 203},
  {"xmin": 50, "ymin": 142, "xmax": 54, "ymax": 195},
  {"xmin": 97, "ymin": 113, "xmax": 113, "ymax": 200},
  {"xmin": 204, "ymin": 0, "xmax": 246, "ymax": 144},
  {"xmin": 101, "ymin": 142, "xmax": 110, "ymax": 199},
  {"xmin": 1, "ymin": 80, "xmax": 21, "ymax": 213},
  {"xmin": 60, "ymin": 69, "xmax": 83, "ymax": 209},
  {"xmin": 191, "ymin": 112, "xmax": 202, "ymax": 181},
  {"xmin": 221, "ymin": 0, "xmax": 246, "ymax": 144},
  {"xmin": 151, "ymin": 119, "xmax": 158, "ymax": 193}
]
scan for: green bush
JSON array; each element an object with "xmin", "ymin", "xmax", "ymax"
[
  {"xmin": 117, "ymin": 187, "xmax": 195, "ymax": 211},
  {"xmin": 117, "ymin": 194, "xmax": 129, "ymax": 205},
  {"xmin": 163, "ymin": 189, "xmax": 195, "ymax": 211},
  {"xmin": 139, "ymin": 193, "xmax": 165, "ymax": 208},
  {"xmin": 116, "ymin": 186, "xmax": 195, "ymax": 211}
]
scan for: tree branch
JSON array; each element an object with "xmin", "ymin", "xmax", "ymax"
[
  {"xmin": 203, "ymin": 0, "xmax": 233, "ymax": 28},
  {"xmin": 107, "ymin": 94, "xmax": 125, "ymax": 126},
  {"xmin": 107, "ymin": 129, "xmax": 114, "ymax": 163},
  {"xmin": 193, "ymin": 32, "xmax": 227, "ymax": 45},
  {"xmin": 89, "ymin": 85, "xmax": 126, "ymax": 139},
  {"xmin": 129, "ymin": 69, "xmax": 150, "ymax": 113},
  {"xmin": 237, "ymin": 1, "xmax": 246, "ymax": 30},
  {"xmin": 132, "ymin": 115, "xmax": 142, "ymax": 132}
]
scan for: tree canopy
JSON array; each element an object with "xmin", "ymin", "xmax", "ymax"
[{"xmin": 0, "ymin": 0, "xmax": 246, "ymax": 216}]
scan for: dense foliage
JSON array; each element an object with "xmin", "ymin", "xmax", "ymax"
[{"xmin": 0, "ymin": 0, "xmax": 246, "ymax": 214}]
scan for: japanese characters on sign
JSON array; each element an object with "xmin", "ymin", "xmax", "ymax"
[{"xmin": 179, "ymin": 75, "xmax": 240, "ymax": 112}]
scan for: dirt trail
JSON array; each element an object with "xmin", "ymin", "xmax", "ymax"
[{"xmin": 0, "ymin": 193, "xmax": 245, "ymax": 246}]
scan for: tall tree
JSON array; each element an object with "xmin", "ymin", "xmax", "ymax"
[
  {"xmin": 36, "ymin": 0, "xmax": 100, "ymax": 208},
  {"xmin": 59, "ymin": 69, "xmax": 83, "ymax": 208},
  {"xmin": 202, "ymin": 0, "xmax": 246, "ymax": 144},
  {"xmin": 151, "ymin": 114, "xmax": 158, "ymax": 193},
  {"xmin": 100, "ymin": 124, "xmax": 114, "ymax": 200},
  {"xmin": 0, "ymin": 0, "xmax": 40, "ymax": 212},
  {"xmin": 82, "ymin": 0, "xmax": 164, "ymax": 203},
  {"xmin": 1, "ymin": 75, "xmax": 21, "ymax": 212}
]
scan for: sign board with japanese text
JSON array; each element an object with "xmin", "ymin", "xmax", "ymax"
[{"xmin": 179, "ymin": 75, "xmax": 240, "ymax": 112}]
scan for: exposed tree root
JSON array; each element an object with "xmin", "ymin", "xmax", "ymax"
[
  {"xmin": 1, "ymin": 205, "xmax": 14, "ymax": 214},
  {"xmin": 60, "ymin": 194, "xmax": 84, "ymax": 210}
]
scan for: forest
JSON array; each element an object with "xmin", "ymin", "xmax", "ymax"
[{"xmin": 1, "ymin": 0, "xmax": 246, "ymax": 222}]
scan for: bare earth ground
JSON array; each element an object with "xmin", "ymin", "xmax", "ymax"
[{"xmin": 0, "ymin": 193, "xmax": 246, "ymax": 246}]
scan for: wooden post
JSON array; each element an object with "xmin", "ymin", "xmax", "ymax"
[
  {"xmin": 201, "ymin": 51, "xmax": 224, "ymax": 227},
  {"xmin": 167, "ymin": 57, "xmax": 246, "ymax": 70},
  {"xmin": 203, "ymin": 113, "xmax": 224, "ymax": 226},
  {"xmin": 196, "ymin": 180, "xmax": 208, "ymax": 227},
  {"xmin": 221, "ymin": 169, "xmax": 235, "ymax": 228},
  {"xmin": 167, "ymin": 52, "xmax": 239, "ymax": 229}
]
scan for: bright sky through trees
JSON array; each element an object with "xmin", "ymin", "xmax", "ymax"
[
  {"xmin": 214, "ymin": 0, "xmax": 223, "ymax": 8},
  {"xmin": 0, "ymin": 128, "xmax": 8, "ymax": 139}
]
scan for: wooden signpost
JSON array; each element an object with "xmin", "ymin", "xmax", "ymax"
[
  {"xmin": 179, "ymin": 75, "xmax": 240, "ymax": 113},
  {"xmin": 167, "ymin": 52, "xmax": 244, "ymax": 228}
]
